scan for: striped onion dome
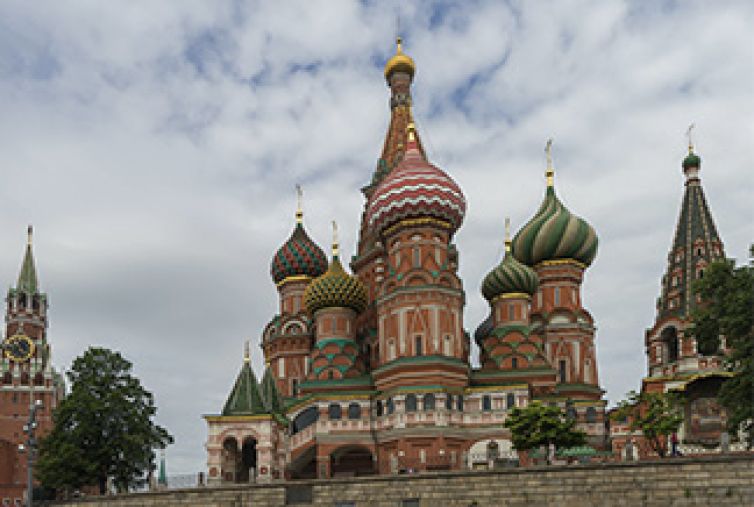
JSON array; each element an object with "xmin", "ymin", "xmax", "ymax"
[
  {"xmin": 512, "ymin": 178, "xmax": 598, "ymax": 268},
  {"xmin": 270, "ymin": 221, "xmax": 328, "ymax": 284},
  {"xmin": 366, "ymin": 125, "xmax": 466, "ymax": 235},
  {"xmin": 304, "ymin": 251, "xmax": 367, "ymax": 315},
  {"xmin": 482, "ymin": 239, "xmax": 539, "ymax": 302}
]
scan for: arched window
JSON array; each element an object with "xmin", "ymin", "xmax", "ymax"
[
  {"xmin": 456, "ymin": 395, "xmax": 464, "ymax": 412},
  {"xmin": 386, "ymin": 397, "xmax": 395, "ymax": 414},
  {"xmin": 482, "ymin": 395, "xmax": 492, "ymax": 411},
  {"xmin": 414, "ymin": 336, "xmax": 423, "ymax": 356},
  {"xmin": 586, "ymin": 407, "xmax": 597, "ymax": 423},
  {"xmin": 511, "ymin": 357, "xmax": 518, "ymax": 369},
  {"xmin": 376, "ymin": 400, "xmax": 383, "ymax": 417},
  {"xmin": 405, "ymin": 394, "xmax": 418, "ymax": 412},
  {"xmin": 423, "ymin": 393, "xmax": 435, "ymax": 411},
  {"xmin": 328, "ymin": 403, "xmax": 342, "ymax": 420},
  {"xmin": 558, "ymin": 360, "xmax": 567, "ymax": 383},
  {"xmin": 347, "ymin": 403, "xmax": 361, "ymax": 420},
  {"xmin": 445, "ymin": 394, "xmax": 453, "ymax": 410},
  {"xmin": 506, "ymin": 393, "xmax": 515, "ymax": 409},
  {"xmin": 661, "ymin": 327, "xmax": 679, "ymax": 363}
]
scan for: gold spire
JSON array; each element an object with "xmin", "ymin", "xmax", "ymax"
[
  {"xmin": 504, "ymin": 217, "xmax": 512, "ymax": 253},
  {"xmin": 27, "ymin": 225, "xmax": 33, "ymax": 246},
  {"xmin": 384, "ymin": 36, "xmax": 416, "ymax": 81},
  {"xmin": 332, "ymin": 220, "xmax": 339, "ymax": 258},
  {"xmin": 686, "ymin": 123, "xmax": 695, "ymax": 153},
  {"xmin": 295, "ymin": 184, "xmax": 303, "ymax": 224},
  {"xmin": 545, "ymin": 138, "xmax": 554, "ymax": 187},
  {"xmin": 243, "ymin": 341, "xmax": 250, "ymax": 364}
]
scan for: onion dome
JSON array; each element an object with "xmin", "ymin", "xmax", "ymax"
[
  {"xmin": 366, "ymin": 124, "xmax": 466, "ymax": 235},
  {"xmin": 683, "ymin": 150, "xmax": 701, "ymax": 170},
  {"xmin": 511, "ymin": 140, "xmax": 598, "ymax": 267},
  {"xmin": 304, "ymin": 223, "xmax": 367, "ymax": 315},
  {"xmin": 270, "ymin": 189, "xmax": 328, "ymax": 284},
  {"xmin": 384, "ymin": 36, "xmax": 415, "ymax": 82},
  {"xmin": 482, "ymin": 219, "xmax": 539, "ymax": 302}
]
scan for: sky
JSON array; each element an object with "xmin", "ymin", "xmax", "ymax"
[{"xmin": 0, "ymin": 0, "xmax": 751, "ymax": 474}]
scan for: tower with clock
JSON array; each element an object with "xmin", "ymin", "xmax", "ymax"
[{"xmin": 0, "ymin": 227, "xmax": 65, "ymax": 502}]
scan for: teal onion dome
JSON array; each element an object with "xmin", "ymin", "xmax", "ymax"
[
  {"xmin": 304, "ymin": 252, "xmax": 367, "ymax": 315},
  {"xmin": 271, "ymin": 222, "xmax": 328, "ymax": 284},
  {"xmin": 512, "ymin": 183, "xmax": 598, "ymax": 267},
  {"xmin": 482, "ymin": 241, "xmax": 539, "ymax": 302}
]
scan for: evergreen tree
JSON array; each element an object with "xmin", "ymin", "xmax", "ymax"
[
  {"xmin": 37, "ymin": 347, "xmax": 173, "ymax": 495},
  {"xmin": 504, "ymin": 402, "xmax": 586, "ymax": 463},
  {"xmin": 691, "ymin": 247, "xmax": 754, "ymax": 446},
  {"xmin": 612, "ymin": 390, "xmax": 682, "ymax": 458}
]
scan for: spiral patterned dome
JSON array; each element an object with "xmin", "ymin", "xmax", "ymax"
[
  {"xmin": 270, "ymin": 222, "xmax": 328, "ymax": 284},
  {"xmin": 511, "ymin": 184, "xmax": 598, "ymax": 267},
  {"xmin": 482, "ymin": 243, "xmax": 539, "ymax": 302},
  {"xmin": 304, "ymin": 255, "xmax": 367, "ymax": 315},
  {"xmin": 367, "ymin": 130, "xmax": 466, "ymax": 235}
]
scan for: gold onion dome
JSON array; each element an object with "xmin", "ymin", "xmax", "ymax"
[
  {"xmin": 511, "ymin": 141, "xmax": 598, "ymax": 267},
  {"xmin": 304, "ymin": 223, "xmax": 367, "ymax": 315},
  {"xmin": 384, "ymin": 37, "xmax": 416, "ymax": 82},
  {"xmin": 482, "ymin": 219, "xmax": 539, "ymax": 302}
]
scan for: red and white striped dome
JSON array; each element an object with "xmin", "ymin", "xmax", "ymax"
[{"xmin": 367, "ymin": 136, "xmax": 466, "ymax": 235}]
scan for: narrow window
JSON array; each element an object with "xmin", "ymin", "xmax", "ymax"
[
  {"xmin": 456, "ymin": 395, "xmax": 464, "ymax": 412},
  {"xmin": 423, "ymin": 393, "xmax": 435, "ymax": 411},
  {"xmin": 415, "ymin": 336, "xmax": 423, "ymax": 356},
  {"xmin": 347, "ymin": 403, "xmax": 361, "ymax": 420},
  {"xmin": 554, "ymin": 287, "xmax": 561, "ymax": 306},
  {"xmin": 482, "ymin": 395, "xmax": 492, "ymax": 411},
  {"xmin": 405, "ymin": 394, "xmax": 417, "ymax": 412},
  {"xmin": 376, "ymin": 400, "xmax": 383, "ymax": 417},
  {"xmin": 278, "ymin": 357, "xmax": 285, "ymax": 377},
  {"xmin": 508, "ymin": 304, "xmax": 515, "ymax": 321},
  {"xmin": 443, "ymin": 335, "xmax": 452, "ymax": 356},
  {"xmin": 559, "ymin": 360, "xmax": 567, "ymax": 383},
  {"xmin": 413, "ymin": 247, "xmax": 421, "ymax": 268},
  {"xmin": 291, "ymin": 378, "xmax": 299, "ymax": 396},
  {"xmin": 511, "ymin": 357, "xmax": 518, "ymax": 369},
  {"xmin": 445, "ymin": 394, "xmax": 453, "ymax": 410},
  {"xmin": 586, "ymin": 407, "xmax": 597, "ymax": 423},
  {"xmin": 386, "ymin": 398, "xmax": 395, "ymax": 414},
  {"xmin": 506, "ymin": 393, "xmax": 515, "ymax": 409},
  {"xmin": 328, "ymin": 403, "xmax": 342, "ymax": 420}
]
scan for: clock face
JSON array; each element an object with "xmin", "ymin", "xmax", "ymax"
[{"xmin": 3, "ymin": 334, "xmax": 35, "ymax": 363}]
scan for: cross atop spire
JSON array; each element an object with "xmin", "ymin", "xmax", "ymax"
[
  {"xmin": 295, "ymin": 184, "xmax": 303, "ymax": 224},
  {"xmin": 332, "ymin": 220, "xmax": 339, "ymax": 258},
  {"xmin": 686, "ymin": 123, "xmax": 695, "ymax": 153},
  {"xmin": 504, "ymin": 217, "xmax": 512, "ymax": 253},
  {"xmin": 545, "ymin": 138, "xmax": 554, "ymax": 187}
]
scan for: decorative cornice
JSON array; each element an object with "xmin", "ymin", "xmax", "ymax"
[
  {"xmin": 490, "ymin": 292, "xmax": 531, "ymax": 304},
  {"xmin": 276, "ymin": 274, "xmax": 313, "ymax": 287},
  {"xmin": 383, "ymin": 217, "xmax": 451, "ymax": 237},
  {"xmin": 536, "ymin": 258, "xmax": 587, "ymax": 270}
]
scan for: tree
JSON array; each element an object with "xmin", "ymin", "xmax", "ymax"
[
  {"xmin": 691, "ymin": 248, "xmax": 754, "ymax": 447},
  {"xmin": 504, "ymin": 402, "xmax": 586, "ymax": 463},
  {"xmin": 37, "ymin": 347, "xmax": 173, "ymax": 495},
  {"xmin": 612, "ymin": 390, "xmax": 682, "ymax": 458}
]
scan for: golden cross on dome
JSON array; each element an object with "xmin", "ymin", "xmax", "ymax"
[
  {"xmin": 545, "ymin": 138, "xmax": 554, "ymax": 187},
  {"xmin": 332, "ymin": 220, "xmax": 339, "ymax": 257},
  {"xmin": 504, "ymin": 217, "xmax": 512, "ymax": 252},
  {"xmin": 295, "ymin": 184, "xmax": 303, "ymax": 223},
  {"xmin": 686, "ymin": 123, "xmax": 695, "ymax": 153}
]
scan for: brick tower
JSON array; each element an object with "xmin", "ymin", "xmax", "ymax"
[{"xmin": 0, "ymin": 227, "xmax": 64, "ymax": 501}]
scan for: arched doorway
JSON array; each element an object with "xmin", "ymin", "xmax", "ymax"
[
  {"xmin": 237, "ymin": 437, "xmax": 257, "ymax": 483},
  {"xmin": 330, "ymin": 446, "xmax": 375, "ymax": 477},
  {"xmin": 661, "ymin": 327, "xmax": 679, "ymax": 363},
  {"xmin": 221, "ymin": 437, "xmax": 239, "ymax": 483},
  {"xmin": 288, "ymin": 445, "xmax": 317, "ymax": 480}
]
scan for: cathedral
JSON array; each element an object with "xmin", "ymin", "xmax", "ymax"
[
  {"xmin": 204, "ymin": 40, "xmax": 607, "ymax": 483},
  {"xmin": 0, "ymin": 227, "xmax": 65, "ymax": 502}
]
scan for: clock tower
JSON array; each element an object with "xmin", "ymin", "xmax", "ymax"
[{"xmin": 0, "ymin": 227, "xmax": 64, "ymax": 502}]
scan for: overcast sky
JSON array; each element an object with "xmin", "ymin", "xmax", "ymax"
[{"xmin": 1, "ymin": 1, "xmax": 751, "ymax": 474}]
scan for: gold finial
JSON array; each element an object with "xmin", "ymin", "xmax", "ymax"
[
  {"xmin": 686, "ymin": 123, "xmax": 695, "ymax": 153},
  {"xmin": 504, "ymin": 217, "xmax": 511, "ymax": 252},
  {"xmin": 243, "ymin": 341, "xmax": 250, "ymax": 364},
  {"xmin": 396, "ymin": 36, "xmax": 403, "ymax": 54},
  {"xmin": 332, "ymin": 220, "xmax": 339, "ymax": 257},
  {"xmin": 27, "ymin": 225, "xmax": 33, "ymax": 246},
  {"xmin": 545, "ymin": 138, "xmax": 554, "ymax": 187},
  {"xmin": 295, "ymin": 184, "xmax": 303, "ymax": 224},
  {"xmin": 407, "ymin": 122, "xmax": 416, "ymax": 142}
]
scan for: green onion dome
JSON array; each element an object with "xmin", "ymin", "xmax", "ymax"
[
  {"xmin": 511, "ymin": 180, "xmax": 598, "ymax": 268},
  {"xmin": 482, "ymin": 240, "xmax": 539, "ymax": 302},
  {"xmin": 682, "ymin": 151, "xmax": 701, "ymax": 170},
  {"xmin": 271, "ymin": 221, "xmax": 328, "ymax": 285},
  {"xmin": 304, "ymin": 250, "xmax": 367, "ymax": 315}
]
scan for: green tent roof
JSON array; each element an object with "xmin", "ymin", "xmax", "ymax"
[
  {"xmin": 222, "ymin": 362, "xmax": 266, "ymax": 416},
  {"xmin": 16, "ymin": 227, "xmax": 38, "ymax": 294}
]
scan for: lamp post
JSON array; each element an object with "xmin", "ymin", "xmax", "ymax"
[{"xmin": 18, "ymin": 398, "xmax": 43, "ymax": 507}]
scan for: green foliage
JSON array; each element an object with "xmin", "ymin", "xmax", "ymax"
[
  {"xmin": 504, "ymin": 402, "xmax": 586, "ymax": 462},
  {"xmin": 691, "ymin": 248, "xmax": 754, "ymax": 446},
  {"xmin": 37, "ymin": 347, "xmax": 173, "ymax": 495},
  {"xmin": 612, "ymin": 390, "xmax": 682, "ymax": 458}
]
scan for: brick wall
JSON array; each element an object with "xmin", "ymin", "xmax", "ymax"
[{"xmin": 47, "ymin": 455, "xmax": 753, "ymax": 507}]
